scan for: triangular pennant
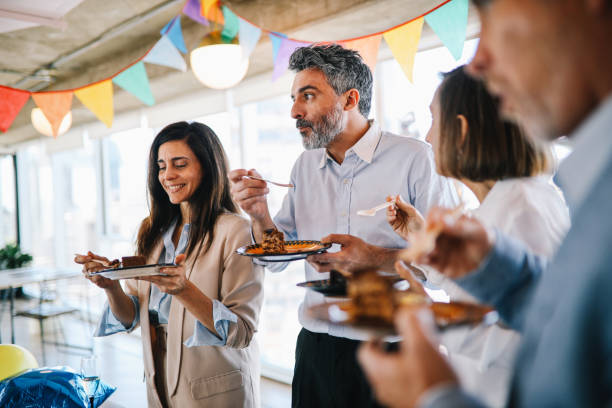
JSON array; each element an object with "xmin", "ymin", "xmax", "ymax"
[
  {"xmin": 221, "ymin": 6, "xmax": 239, "ymax": 42},
  {"xmin": 340, "ymin": 35, "xmax": 382, "ymax": 73},
  {"xmin": 383, "ymin": 18, "xmax": 424, "ymax": 83},
  {"xmin": 202, "ymin": 1, "xmax": 224, "ymax": 25},
  {"xmin": 272, "ymin": 38, "xmax": 310, "ymax": 81},
  {"xmin": 182, "ymin": 0, "xmax": 209, "ymax": 26},
  {"xmin": 144, "ymin": 35, "xmax": 187, "ymax": 72},
  {"xmin": 160, "ymin": 16, "xmax": 187, "ymax": 54},
  {"xmin": 425, "ymin": 0, "xmax": 469, "ymax": 60},
  {"xmin": 238, "ymin": 18, "xmax": 261, "ymax": 58},
  {"xmin": 269, "ymin": 32, "xmax": 287, "ymax": 61},
  {"xmin": 112, "ymin": 62, "xmax": 155, "ymax": 106},
  {"xmin": 0, "ymin": 86, "xmax": 30, "ymax": 133},
  {"xmin": 74, "ymin": 80, "xmax": 114, "ymax": 128},
  {"xmin": 202, "ymin": 0, "xmax": 216, "ymax": 19},
  {"xmin": 31, "ymin": 92, "xmax": 73, "ymax": 138}
]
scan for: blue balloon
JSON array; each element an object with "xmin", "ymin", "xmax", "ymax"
[{"xmin": 0, "ymin": 366, "xmax": 115, "ymax": 408}]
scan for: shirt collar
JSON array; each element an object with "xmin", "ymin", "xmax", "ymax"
[
  {"xmin": 555, "ymin": 94, "xmax": 612, "ymax": 213},
  {"xmin": 318, "ymin": 119, "xmax": 382, "ymax": 169},
  {"xmin": 162, "ymin": 220, "xmax": 191, "ymax": 257}
]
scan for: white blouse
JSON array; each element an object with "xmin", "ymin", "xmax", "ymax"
[{"xmin": 427, "ymin": 176, "xmax": 570, "ymax": 407}]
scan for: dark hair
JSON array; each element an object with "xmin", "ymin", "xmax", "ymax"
[
  {"xmin": 136, "ymin": 121, "xmax": 237, "ymax": 259},
  {"xmin": 436, "ymin": 66, "xmax": 549, "ymax": 181},
  {"xmin": 288, "ymin": 44, "xmax": 373, "ymax": 117}
]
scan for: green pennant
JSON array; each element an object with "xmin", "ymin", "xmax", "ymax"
[
  {"xmin": 425, "ymin": 0, "xmax": 469, "ymax": 60},
  {"xmin": 112, "ymin": 61, "xmax": 155, "ymax": 106},
  {"xmin": 221, "ymin": 6, "xmax": 239, "ymax": 42}
]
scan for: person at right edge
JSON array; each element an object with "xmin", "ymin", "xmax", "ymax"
[
  {"xmin": 230, "ymin": 44, "xmax": 459, "ymax": 408},
  {"xmin": 357, "ymin": 0, "xmax": 612, "ymax": 407}
]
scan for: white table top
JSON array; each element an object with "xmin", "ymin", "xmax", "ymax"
[{"xmin": 0, "ymin": 267, "xmax": 81, "ymax": 290}]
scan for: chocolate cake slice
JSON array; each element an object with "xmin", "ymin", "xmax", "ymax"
[{"xmin": 121, "ymin": 255, "xmax": 147, "ymax": 268}]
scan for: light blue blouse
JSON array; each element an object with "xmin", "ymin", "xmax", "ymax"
[{"xmin": 94, "ymin": 222, "xmax": 238, "ymax": 346}]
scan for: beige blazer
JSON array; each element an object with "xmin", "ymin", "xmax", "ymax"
[{"xmin": 125, "ymin": 213, "xmax": 264, "ymax": 407}]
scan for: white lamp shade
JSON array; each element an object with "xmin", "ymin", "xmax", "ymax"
[
  {"xmin": 190, "ymin": 43, "xmax": 249, "ymax": 90},
  {"xmin": 31, "ymin": 108, "xmax": 72, "ymax": 137}
]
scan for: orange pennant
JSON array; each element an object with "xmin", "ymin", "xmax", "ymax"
[
  {"xmin": 341, "ymin": 35, "xmax": 382, "ymax": 73},
  {"xmin": 202, "ymin": 0, "xmax": 224, "ymax": 25},
  {"xmin": 31, "ymin": 92, "xmax": 73, "ymax": 138}
]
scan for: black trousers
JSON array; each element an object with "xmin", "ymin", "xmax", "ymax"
[{"xmin": 292, "ymin": 328, "xmax": 397, "ymax": 408}]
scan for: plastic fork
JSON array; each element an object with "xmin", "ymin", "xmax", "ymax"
[
  {"xmin": 245, "ymin": 175, "xmax": 294, "ymax": 188},
  {"xmin": 357, "ymin": 201, "xmax": 394, "ymax": 216}
]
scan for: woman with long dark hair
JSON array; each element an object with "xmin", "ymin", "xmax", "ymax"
[
  {"xmin": 386, "ymin": 66, "xmax": 569, "ymax": 407},
  {"xmin": 76, "ymin": 122, "xmax": 263, "ymax": 407}
]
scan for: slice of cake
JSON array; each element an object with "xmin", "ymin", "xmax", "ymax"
[
  {"xmin": 261, "ymin": 228, "xmax": 285, "ymax": 253},
  {"xmin": 347, "ymin": 270, "xmax": 395, "ymax": 323},
  {"xmin": 121, "ymin": 255, "xmax": 147, "ymax": 268}
]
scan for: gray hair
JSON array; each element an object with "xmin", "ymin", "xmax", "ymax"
[{"xmin": 288, "ymin": 44, "xmax": 373, "ymax": 118}]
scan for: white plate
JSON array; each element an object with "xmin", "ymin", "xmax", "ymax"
[{"xmin": 89, "ymin": 263, "xmax": 175, "ymax": 280}]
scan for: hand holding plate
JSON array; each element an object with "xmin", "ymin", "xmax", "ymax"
[
  {"xmin": 75, "ymin": 251, "xmax": 120, "ymax": 290},
  {"xmin": 139, "ymin": 253, "xmax": 187, "ymax": 295},
  {"xmin": 358, "ymin": 308, "xmax": 458, "ymax": 408},
  {"xmin": 307, "ymin": 234, "xmax": 394, "ymax": 274}
]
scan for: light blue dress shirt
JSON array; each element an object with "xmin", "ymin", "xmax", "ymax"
[
  {"xmin": 261, "ymin": 120, "xmax": 459, "ymax": 339},
  {"xmin": 94, "ymin": 222, "xmax": 237, "ymax": 347},
  {"xmin": 419, "ymin": 96, "xmax": 612, "ymax": 407}
]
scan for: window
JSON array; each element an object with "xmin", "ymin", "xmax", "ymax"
[
  {"xmin": 101, "ymin": 127, "xmax": 155, "ymax": 256},
  {"xmin": 240, "ymin": 95, "xmax": 305, "ymax": 380},
  {"xmin": 0, "ymin": 155, "xmax": 17, "ymax": 246},
  {"xmin": 378, "ymin": 38, "xmax": 480, "ymax": 139}
]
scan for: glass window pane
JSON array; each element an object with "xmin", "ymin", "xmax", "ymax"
[
  {"xmin": 0, "ymin": 155, "xmax": 17, "ymax": 246},
  {"xmin": 240, "ymin": 95, "xmax": 305, "ymax": 377}
]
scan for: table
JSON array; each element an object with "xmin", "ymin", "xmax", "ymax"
[{"xmin": 0, "ymin": 267, "xmax": 81, "ymax": 344}]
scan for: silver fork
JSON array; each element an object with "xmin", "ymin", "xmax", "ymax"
[
  {"xmin": 357, "ymin": 201, "xmax": 394, "ymax": 216},
  {"xmin": 245, "ymin": 175, "xmax": 294, "ymax": 188}
]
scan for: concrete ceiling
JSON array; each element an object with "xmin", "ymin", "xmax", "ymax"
[{"xmin": 0, "ymin": 0, "xmax": 480, "ymax": 147}]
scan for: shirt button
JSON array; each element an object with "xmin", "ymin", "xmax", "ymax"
[
  {"xmin": 343, "ymin": 179, "xmax": 350, "ymax": 185},
  {"xmin": 340, "ymin": 211, "xmax": 347, "ymax": 217}
]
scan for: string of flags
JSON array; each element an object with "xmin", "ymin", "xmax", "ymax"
[{"xmin": 0, "ymin": 0, "xmax": 468, "ymax": 137}]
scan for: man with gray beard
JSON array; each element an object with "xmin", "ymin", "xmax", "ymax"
[{"xmin": 229, "ymin": 44, "xmax": 458, "ymax": 408}]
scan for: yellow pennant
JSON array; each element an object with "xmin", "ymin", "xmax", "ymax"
[
  {"xmin": 74, "ymin": 80, "xmax": 114, "ymax": 128},
  {"xmin": 383, "ymin": 18, "xmax": 424, "ymax": 83}
]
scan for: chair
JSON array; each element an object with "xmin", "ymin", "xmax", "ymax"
[
  {"xmin": 14, "ymin": 282, "xmax": 90, "ymax": 364},
  {"xmin": 0, "ymin": 344, "xmax": 38, "ymax": 381}
]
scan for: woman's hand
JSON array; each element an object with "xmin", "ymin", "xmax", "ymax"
[
  {"xmin": 74, "ymin": 251, "xmax": 120, "ymax": 291},
  {"xmin": 386, "ymin": 195, "xmax": 425, "ymax": 241},
  {"xmin": 138, "ymin": 253, "xmax": 188, "ymax": 295}
]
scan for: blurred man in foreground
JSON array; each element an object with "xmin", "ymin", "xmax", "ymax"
[{"xmin": 358, "ymin": 0, "xmax": 612, "ymax": 406}]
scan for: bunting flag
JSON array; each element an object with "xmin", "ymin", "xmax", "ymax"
[
  {"xmin": 74, "ymin": 80, "xmax": 114, "ymax": 128},
  {"xmin": 383, "ymin": 18, "xmax": 425, "ymax": 82},
  {"xmin": 341, "ymin": 35, "xmax": 382, "ymax": 73},
  {"xmin": 144, "ymin": 35, "xmax": 187, "ymax": 72},
  {"xmin": 31, "ymin": 92, "xmax": 73, "ymax": 138},
  {"xmin": 221, "ymin": 6, "xmax": 239, "ymax": 42},
  {"xmin": 201, "ymin": 0, "xmax": 217, "ymax": 19},
  {"xmin": 0, "ymin": 87, "xmax": 30, "ymax": 133},
  {"xmin": 272, "ymin": 38, "xmax": 311, "ymax": 80},
  {"xmin": 202, "ymin": 1, "xmax": 224, "ymax": 25},
  {"xmin": 0, "ymin": 1, "xmax": 469, "ymax": 137},
  {"xmin": 238, "ymin": 18, "xmax": 262, "ymax": 58},
  {"xmin": 182, "ymin": 0, "xmax": 209, "ymax": 26},
  {"xmin": 269, "ymin": 32, "xmax": 287, "ymax": 61},
  {"xmin": 160, "ymin": 16, "xmax": 187, "ymax": 54},
  {"xmin": 112, "ymin": 62, "xmax": 155, "ymax": 106},
  {"xmin": 425, "ymin": 0, "xmax": 468, "ymax": 60}
]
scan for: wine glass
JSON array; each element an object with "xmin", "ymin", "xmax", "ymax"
[{"xmin": 80, "ymin": 355, "xmax": 100, "ymax": 408}]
